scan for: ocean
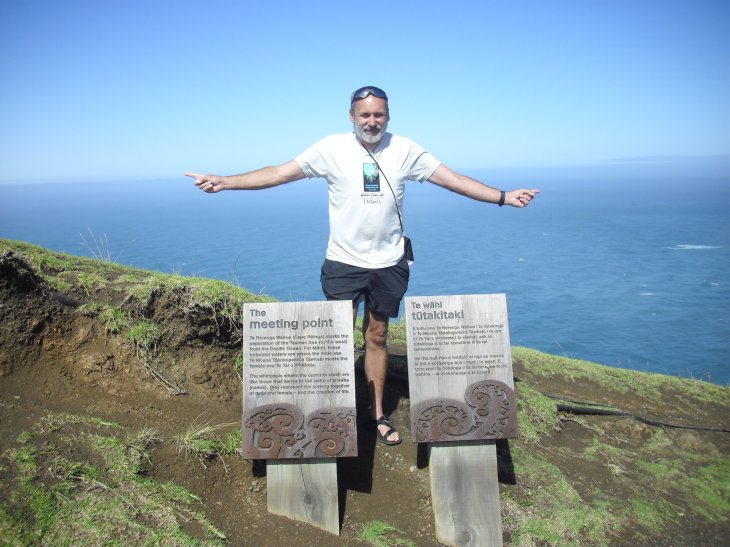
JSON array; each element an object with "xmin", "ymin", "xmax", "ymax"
[{"xmin": 1, "ymin": 173, "xmax": 729, "ymax": 385}]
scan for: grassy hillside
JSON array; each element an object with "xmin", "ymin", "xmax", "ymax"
[{"xmin": 1, "ymin": 238, "xmax": 728, "ymax": 545}]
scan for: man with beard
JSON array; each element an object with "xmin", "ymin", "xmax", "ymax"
[{"xmin": 186, "ymin": 85, "xmax": 539, "ymax": 446}]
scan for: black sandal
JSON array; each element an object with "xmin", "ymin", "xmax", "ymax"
[{"xmin": 372, "ymin": 416, "xmax": 402, "ymax": 446}]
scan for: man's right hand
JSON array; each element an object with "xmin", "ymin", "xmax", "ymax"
[
  {"xmin": 185, "ymin": 161, "xmax": 306, "ymax": 191},
  {"xmin": 184, "ymin": 172, "xmax": 226, "ymax": 193}
]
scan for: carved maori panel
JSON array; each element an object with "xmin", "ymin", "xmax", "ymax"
[
  {"xmin": 242, "ymin": 403, "xmax": 357, "ymax": 459},
  {"xmin": 411, "ymin": 380, "xmax": 517, "ymax": 443}
]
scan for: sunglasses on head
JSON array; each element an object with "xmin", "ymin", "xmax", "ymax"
[{"xmin": 350, "ymin": 86, "xmax": 388, "ymax": 104}]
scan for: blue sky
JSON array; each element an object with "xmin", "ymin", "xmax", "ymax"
[{"xmin": 1, "ymin": 0, "xmax": 728, "ymax": 182}]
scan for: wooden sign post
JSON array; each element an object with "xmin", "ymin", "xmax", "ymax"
[
  {"xmin": 242, "ymin": 301, "xmax": 356, "ymax": 535},
  {"xmin": 405, "ymin": 294, "xmax": 517, "ymax": 547}
]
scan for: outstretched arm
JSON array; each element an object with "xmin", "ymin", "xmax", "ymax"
[
  {"xmin": 184, "ymin": 160, "xmax": 306, "ymax": 193},
  {"xmin": 428, "ymin": 164, "xmax": 539, "ymax": 207}
]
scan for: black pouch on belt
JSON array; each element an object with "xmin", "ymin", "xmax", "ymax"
[{"xmin": 404, "ymin": 236, "xmax": 414, "ymax": 263}]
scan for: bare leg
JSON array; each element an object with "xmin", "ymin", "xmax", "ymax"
[{"xmin": 360, "ymin": 303, "xmax": 399, "ymax": 444}]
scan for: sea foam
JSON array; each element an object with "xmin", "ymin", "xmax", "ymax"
[{"xmin": 667, "ymin": 244, "xmax": 721, "ymax": 251}]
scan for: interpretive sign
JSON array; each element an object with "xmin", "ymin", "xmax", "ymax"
[
  {"xmin": 405, "ymin": 294, "xmax": 517, "ymax": 443},
  {"xmin": 242, "ymin": 301, "xmax": 357, "ymax": 460}
]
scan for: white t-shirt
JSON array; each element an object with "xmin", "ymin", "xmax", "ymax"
[{"xmin": 295, "ymin": 132, "xmax": 441, "ymax": 269}]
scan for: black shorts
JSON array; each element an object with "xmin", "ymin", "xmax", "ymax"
[{"xmin": 320, "ymin": 255, "xmax": 410, "ymax": 318}]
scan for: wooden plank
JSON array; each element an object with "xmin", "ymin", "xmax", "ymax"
[
  {"xmin": 429, "ymin": 442, "xmax": 502, "ymax": 547},
  {"xmin": 241, "ymin": 301, "xmax": 353, "ymax": 536},
  {"xmin": 405, "ymin": 295, "xmax": 512, "ymax": 545},
  {"xmin": 267, "ymin": 458, "xmax": 339, "ymax": 535},
  {"xmin": 405, "ymin": 294, "xmax": 517, "ymax": 444}
]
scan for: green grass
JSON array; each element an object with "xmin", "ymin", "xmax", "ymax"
[
  {"xmin": 355, "ymin": 520, "xmax": 416, "ymax": 547},
  {"xmin": 76, "ymin": 301, "xmax": 102, "ymax": 316},
  {"xmin": 40, "ymin": 412, "xmax": 121, "ymax": 434},
  {"xmin": 354, "ymin": 320, "xmax": 365, "ymax": 349},
  {"xmin": 512, "ymin": 346, "xmax": 729, "ymax": 405},
  {"xmin": 99, "ymin": 304, "xmax": 129, "ymax": 334},
  {"xmin": 0, "ymin": 504, "xmax": 23, "ymax": 547},
  {"xmin": 12, "ymin": 446, "xmax": 38, "ymax": 478},
  {"xmin": 0, "ymin": 412, "xmax": 226, "ymax": 545},
  {"xmin": 1, "ymin": 238, "xmax": 274, "ymax": 329},
  {"xmin": 509, "ymin": 448, "xmax": 614, "ymax": 546},
  {"xmin": 121, "ymin": 272, "xmax": 275, "ymax": 330},
  {"xmin": 511, "ymin": 404, "xmax": 730, "ymax": 543},
  {"xmin": 15, "ymin": 431, "xmax": 33, "ymax": 444},
  {"xmin": 126, "ymin": 320, "xmax": 161, "ymax": 360},
  {"xmin": 627, "ymin": 497, "xmax": 673, "ymax": 535},
  {"xmin": 173, "ymin": 417, "xmax": 240, "ymax": 468},
  {"xmin": 75, "ymin": 271, "xmax": 108, "ymax": 296},
  {"xmin": 387, "ymin": 317, "xmax": 407, "ymax": 346},
  {"xmin": 515, "ymin": 382, "xmax": 560, "ymax": 444},
  {"xmin": 351, "ymin": 316, "xmax": 407, "ymax": 351},
  {"xmin": 687, "ymin": 458, "xmax": 730, "ymax": 522},
  {"xmin": 235, "ymin": 351, "xmax": 243, "ymax": 380},
  {"xmin": 504, "ymin": 387, "xmax": 730, "ymax": 545},
  {"xmin": 185, "ymin": 276, "xmax": 273, "ymax": 324},
  {"xmin": 632, "ymin": 432, "xmax": 730, "ymax": 524},
  {"xmin": 1, "ymin": 238, "xmax": 127, "ymax": 279}
]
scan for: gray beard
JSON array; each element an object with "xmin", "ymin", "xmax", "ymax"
[{"xmin": 353, "ymin": 121, "xmax": 388, "ymax": 145}]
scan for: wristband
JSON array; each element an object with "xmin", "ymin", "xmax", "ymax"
[{"xmin": 498, "ymin": 190, "xmax": 505, "ymax": 207}]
